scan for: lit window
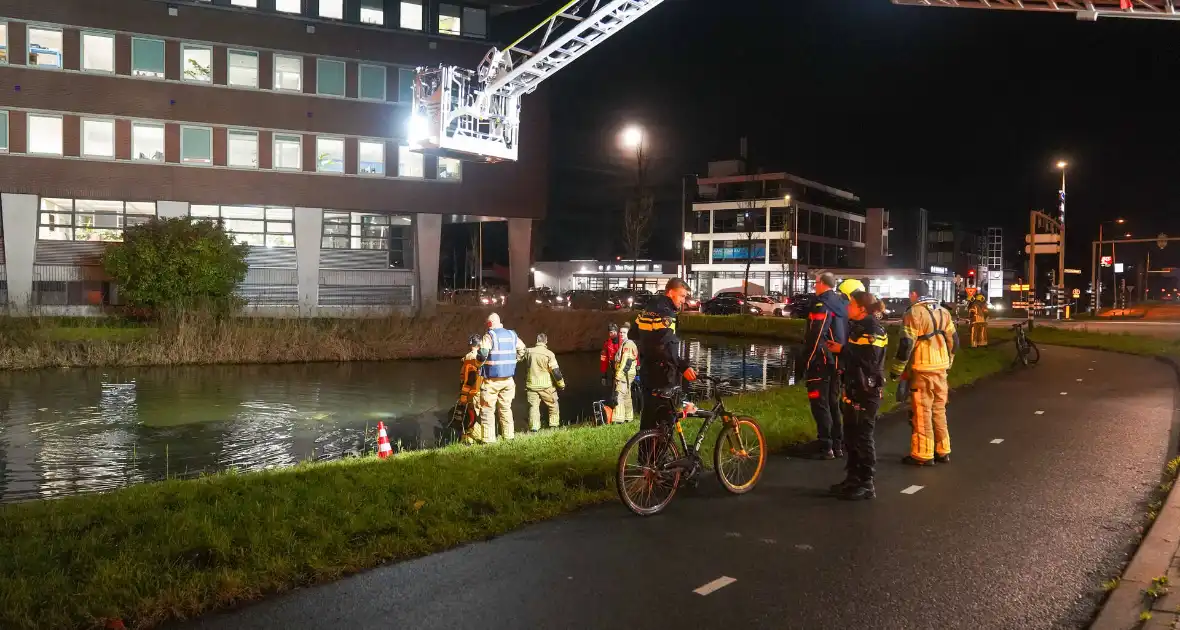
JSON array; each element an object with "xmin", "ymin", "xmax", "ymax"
[
  {"xmin": 276, "ymin": 0, "xmax": 301, "ymax": 13},
  {"xmin": 0, "ymin": 111, "xmax": 7, "ymax": 152},
  {"xmin": 182, "ymin": 44, "xmax": 212, "ymax": 83},
  {"xmin": 181, "ymin": 126, "xmax": 213, "ymax": 165},
  {"xmin": 398, "ymin": 146, "xmax": 423, "ymax": 178},
  {"xmin": 438, "ymin": 157, "xmax": 462, "ymax": 180},
  {"xmin": 317, "ymin": 137, "xmax": 345, "ymax": 173},
  {"xmin": 274, "ymin": 54, "xmax": 302, "ymax": 91},
  {"xmin": 28, "ymin": 28, "xmax": 63, "ymax": 68},
  {"xmin": 81, "ymin": 119, "xmax": 115, "ymax": 158},
  {"xmin": 230, "ymin": 0, "xmax": 257, "ymax": 6},
  {"xmin": 438, "ymin": 4, "xmax": 461, "ymax": 35},
  {"xmin": 228, "ymin": 129, "xmax": 258, "ymax": 168},
  {"xmin": 358, "ymin": 140, "xmax": 385, "ymax": 175},
  {"xmin": 359, "ymin": 64, "xmax": 386, "ymax": 101},
  {"xmin": 317, "ymin": 59, "xmax": 346, "ymax": 96},
  {"xmin": 462, "ymin": 7, "xmax": 487, "ymax": 38},
  {"xmin": 28, "ymin": 114, "xmax": 63, "ymax": 155},
  {"xmin": 81, "ymin": 32, "xmax": 115, "ymax": 73},
  {"xmin": 132, "ymin": 38, "xmax": 165, "ymax": 78},
  {"xmin": 132, "ymin": 122, "xmax": 165, "ymax": 162},
  {"xmin": 361, "ymin": 0, "xmax": 384, "ymax": 25},
  {"xmin": 37, "ymin": 199, "xmax": 154, "ymax": 242},
  {"xmin": 400, "ymin": 1, "xmax": 423, "ymax": 30},
  {"xmin": 228, "ymin": 50, "xmax": 259, "ymax": 88},
  {"xmin": 273, "ymin": 134, "xmax": 302, "ymax": 170},
  {"xmin": 0, "ymin": 24, "xmax": 7, "ymax": 64},
  {"xmin": 194, "ymin": 206, "xmax": 293, "ymax": 248},
  {"xmin": 398, "ymin": 68, "xmax": 415, "ymax": 102},
  {"xmin": 320, "ymin": 0, "xmax": 343, "ymax": 19},
  {"xmin": 322, "ymin": 212, "xmax": 399, "ymax": 250}
]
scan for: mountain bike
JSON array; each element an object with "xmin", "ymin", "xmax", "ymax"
[
  {"xmin": 1011, "ymin": 321, "xmax": 1040, "ymax": 366},
  {"xmin": 616, "ymin": 376, "xmax": 767, "ymax": 516}
]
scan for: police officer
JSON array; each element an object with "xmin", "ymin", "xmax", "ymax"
[
  {"xmin": 802, "ymin": 272, "xmax": 849, "ymax": 460},
  {"xmin": 612, "ymin": 324, "xmax": 639, "ymax": 423},
  {"xmin": 635, "ymin": 279, "xmax": 698, "ymax": 435},
  {"xmin": 477, "ymin": 312, "xmax": 527, "ymax": 443},
  {"xmin": 525, "ymin": 333, "xmax": 566, "ymax": 431}
]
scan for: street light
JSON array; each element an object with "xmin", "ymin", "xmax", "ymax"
[
  {"xmin": 1054, "ymin": 160, "xmax": 1068, "ymax": 319},
  {"xmin": 784, "ymin": 194, "xmax": 798, "ymax": 294},
  {"xmin": 621, "ymin": 125, "xmax": 644, "ymax": 150}
]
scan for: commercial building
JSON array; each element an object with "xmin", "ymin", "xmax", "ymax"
[
  {"xmin": 0, "ymin": 0, "xmax": 546, "ymax": 315},
  {"xmin": 532, "ymin": 259, "xmax": 679, "ymax": 294}
]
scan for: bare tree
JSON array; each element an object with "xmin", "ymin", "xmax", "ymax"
[
  {"xmin": 621, "ymin": 136, "xmax": 653, "ymax": 291},
  {"xmin": 737, "ymin": 173, "xmax": 766, "ymax": 296}
]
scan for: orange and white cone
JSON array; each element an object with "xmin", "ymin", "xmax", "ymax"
[{"xmin": 376, "ymin": 421, "xmax": 393, "ymax": 459}]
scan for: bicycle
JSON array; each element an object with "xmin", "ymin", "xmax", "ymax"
[
  {"xmin": 616, "ymin": 375, "xmax": 767, "ymax": 516},
  {"xmin": 1011, "ymin": 321, "xmax": 1040, "ymax": 366}
]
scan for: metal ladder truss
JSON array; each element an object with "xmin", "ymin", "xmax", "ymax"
[
  {"xmin": 410, "ymin": 0, "xmax": 665, "ymax": 163},
  {"xmin": 892, "ymin": 0, "xmax": 1180, "ymax": 21}
]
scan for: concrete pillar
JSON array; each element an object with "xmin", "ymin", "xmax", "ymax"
[
  {"xmin": 294, "ymin": 207, "xmax": 323, "ymax": 317},
  {"xmin": 156, "ymin": 200, "xmax": 189, "ymax": 219},
  {"xmin": 508, "ymin": 217, "xmax": 531, "ymax": 299},
  {"xmin": 1, "ymin": 193, "xmax": 39, "ymax": 313},
  {"xmin": 415, "ymin": 213, "xmax": 442, "ymax": 316}
]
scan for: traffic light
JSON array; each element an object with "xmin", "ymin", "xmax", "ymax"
[{"xmin": 967, "ymin": 269, "xmax": 976, "ymax": 278}]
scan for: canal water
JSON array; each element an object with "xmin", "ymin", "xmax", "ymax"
[{"xmin": 0, "ymin": 336, "xmax": 796, "ymax": 503}]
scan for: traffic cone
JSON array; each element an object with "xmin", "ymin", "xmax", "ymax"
[{"xmin": 376, "ymin": 421, "xmax": 393, "ymax": 459}]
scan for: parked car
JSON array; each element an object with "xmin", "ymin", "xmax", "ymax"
[
  {"xmin": 530, "ymin": 287, "xmax": 560, "ymax": 307},
  {"xmin": 683, "ymin": 295, "xmax": 702, "ymax": 311},
  {"xmin": 562, "ymin": 290, "xmax": 622, "ymax": 311},
  {"xmin": 789, "ymin": 293, "xmax": 817, "ymax": 318},
  {"xmin": 745, "ymin": 295, "xmax": 788, "ymax": 317},
  {"xmin": 881, "ymin": 298, "xmax": 909, "ymax": 320},
  {"xmin": 702, "ymin": 295, "xmax": 761, "ymax": 316}
]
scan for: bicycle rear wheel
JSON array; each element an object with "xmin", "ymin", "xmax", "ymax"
[
  {"xmin": 714, "ymin": 416, "xmax": 767, "ymax": 494},
  {"xmin": 617, "ymin": 429, "xmax": 682, "ymax": 516},
  {"xmin": 1025, "ymin": 339, "xmax": 1041, "ymax": 365}
]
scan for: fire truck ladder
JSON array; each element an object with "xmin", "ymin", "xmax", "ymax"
[{"xmin": 891, "ymin": 0, "xmax": 1179, "ymax": 22}]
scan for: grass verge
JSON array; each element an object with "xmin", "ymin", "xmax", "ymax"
[{"xmin": 678, "ymin": 313, "xmax": 806, "ymax": 338}]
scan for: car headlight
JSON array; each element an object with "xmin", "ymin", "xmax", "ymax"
[{"xmin": 535, "ymin": 299, "xmax": 542, "ymax": 304}]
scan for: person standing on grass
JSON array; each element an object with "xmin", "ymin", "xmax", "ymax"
[
  {"xmin": 826, "ymin": 291, "xmax": 888, "ymax": 500},
  {"xmin": 801, "ymin": 271, "xmax": 849, "ymax": 460},
  {"xmin": 459, "ymin": 334, "xmax": 485, "ymax": 444},
  {"xmin": 524, "ymin": 333, "xmax": 566, "ymax": 431},
  {"xmin": 611, "ymin": 324, "xmax": 639, "ymax": 423},
  {"xmin": 477, "ymin": 312, "xmax": 527, "ymax": 443}
]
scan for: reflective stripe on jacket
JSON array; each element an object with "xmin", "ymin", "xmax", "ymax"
[
  {"xmin": 482, "ymin": 328, "xmax": 520, "ymax": 378},
  {"xmin": 614, "ymin": 339, "xmax": 638, "ymax": 382},
  {"xmin": 897, "ymin": 299, "xmax": 958, "ymax": 372}
]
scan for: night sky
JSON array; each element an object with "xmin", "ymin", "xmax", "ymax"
[{"xmin": 532, "ymin": 0, "xmax": 1180, "ymax": 283}]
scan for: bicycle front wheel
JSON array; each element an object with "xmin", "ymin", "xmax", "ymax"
[
  {"xmin": 617, "ymin": 429, "xmax": 682, "ymax": 516},
  {"xmin": 714, "ymin": 416, "xmax": 767, "ymax": 494},
  {"xmin": 1025, "ymin": 339, "xmax": 1041, "ymax": 365}
]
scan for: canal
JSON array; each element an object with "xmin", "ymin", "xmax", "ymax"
[{"xmin": 0, "ymin": 336, "xmax": 797, "ymax": 503}]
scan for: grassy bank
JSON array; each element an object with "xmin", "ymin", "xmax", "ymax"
[
  {"xmin": 0, "ymin": 328, "xmax": 1012, "ymax": 630},
  {"xmin": 0, "ymin": 308, "xmax": 630, "ymax": 371},
  {"xmin": 678, "ymin": 313, "xmax": 806, "ymax": 338}
]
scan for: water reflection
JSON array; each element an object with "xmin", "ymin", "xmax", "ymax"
[{"xmin": 0, "ymin": 336, "xmax": 796, "ymax": 503}]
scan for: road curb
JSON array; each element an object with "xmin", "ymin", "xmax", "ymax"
[{"xmin": 1090, "ymin": 355, "xmax": 1180, "ymax": 630}]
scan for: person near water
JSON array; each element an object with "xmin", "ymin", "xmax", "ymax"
[
  {"xmin": 801, "ymin": 271, "xmax": 849, "ymax": 460},
  {"xmin": 477, "ymin": 312, "xmax": 527, "ymax": 443},
  {"xmin": 458, "ymin": 334, "xmax": 484, "ymax": 444},
  {"xmin": 611, "ymin": 324, "xmax": 639, "ymax": 423},
  {"xmin": 524, "ymin": 333, "xmax": 566, "ymax": 431}
]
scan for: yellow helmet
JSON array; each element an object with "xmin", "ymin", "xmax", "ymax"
[{"xmin": 837, "ymin": 278, "xmax": 866, "ymax": 300}]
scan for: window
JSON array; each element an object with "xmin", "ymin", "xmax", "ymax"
[
  {"xmin": 400, "ymin": 1, "xmax": 423, "ymax": 30},
  {"xmin": 182, "ymin": 44, "xmax": 212, "ymax": 83},
  {"xmin": 228, "ymin": 50, "xmax": 258, "ymax": 88},
  {"xmin": 28, "ymin": 28, "xmax": 63, "ymax": 68},
  {"xmin": 317, "ymin": 59, "xmax": 346, "ymax": 96},
  {"xmin": 37, "ymin": 199, "xmax": 155, "ymax": 242},
  {"xmin": 230, "ymin": 0, "xmax": 257, "ymax": 6},
  {"xmin": 28, "ymin": 114, "xmax": 63, "ymax": 155},
  {"xmin": 276, "ymin": 0, "xmax": 301, "ymax": 13},
  {"xmin": 180, "ymin": 126, "xmax": 213, "ymax": 165},
  {"xmin": 273, "ymin": 134, "xmax": 301, "ymax": 170},
  {"xmin": 398, "ymin": 146, "xmax": 423, "ymax": 178},
  {"xmin": 317, "ymin": 137, "xmax": 345, "ymax": 173},
  {"xmin": 81, "ymin": 119, "xmax": 115, "ymax": 158},
  {"xmin": 132, "ymin": 122, "xmax": 165, "ymax": 162},
  {"xmin": 361, "ymin": 0, "xmax": 384, "ymax": 25},
  {"xmin": 322, "ymin": 212, "xmax": 400, "ymax": 250},
  {"xmin": 437, "ymin": 157, "xmax": 461, "ymax": 180},
  {"xmin": 320, "ymin": 0, "xmax": 344, "ymax": 19},
  {"xmin": 81, "ymin": 32, "xmax": 115, "ymax": 73},
  {"xmin": 439, "ymin": 4, "xmax": 461, "ymax": 35},
  {"xmin": 0, "ymin": 24, "xmax": 7, "ymax": 64},
  {"xmin": 228, "ymin": 129, "xmax": 258, "ymax": 168},
  {"xmin": 274, "ymin": 54, "xmax": 301, "ymax": 91},
  {"xmin": 131, "ymin": 38, "xmax": 165, "ymax": 78},
  {"xmin": 398, "ymin": 68, "xmax": 415, "ymax": 102},
  {"xmin": 192, "ymin": 205, "xmax": 294, "ymax": 248},
  {"xmin": 359, "ymin": 64, "xmax": 386, "ymax": 101},
  {"xmin": 0, "ymin": 111, "xmax": 7, "ymax": 152},
  {"xmin": 358, "ymin": 140, "xmax": 384, "ymax": 175},
  {"xmin": 462, "ymin": 7, "xmax": 487, "ymax": 38}
]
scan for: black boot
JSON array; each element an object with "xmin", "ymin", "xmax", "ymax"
[
  {"xmin": 839, "ymin": 481, "xmax": 876, "ymax": 501},
  {"xmin": 934, "ymin": 453, "xmax": 950, "ymax": 464},
  {"xmin": 901, "ymin": 455, "xmax": 935, "ymax": 467},
  {"xmin": 829, "ymin": 475, "xmax": 860, "ymax": 495}
]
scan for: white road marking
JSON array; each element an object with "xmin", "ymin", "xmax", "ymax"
[
  {"xmin": 724, "ymin": 532, "xmax": 741, "ymax": 539},
  {"xmin": 901, "ymin": 485, "xmax": 924, "ymax": 495},
  {"xmin": 1076, "ymin": 378, "xmax": 1083, "ymax": 382},
  {"xmin": 694, "ymin": 576, "xmax": 737, "ymax": 596},
  {"xmin": 1088, "ymin": 368, "xmax": 1094, "ymax": 371},
  {"xmin": 990, "ymin": 438, "xmax": 1004, "ymax": 444},
  {"xmin": 794, "ymin": 544, "xmax": 813, "ymax": 551},
  {"xmin": 1035, "ymin": 410, "xmax": 1045, "ymax": 415},
  {"xmin": 1060, "ymin": 392, "xmax": 1068, "ymax": 395}
]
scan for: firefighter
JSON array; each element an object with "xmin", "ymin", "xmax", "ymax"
[
  {"xmin": 612, "ymin": 324, "xmax": 640, "ymax": 423},
  {"xmin": 525, "ymin": 333, "xmax": 566, "ymax": 431},
  {"xmin": 458, "ymin": 334, "xmax": 484, "ymax": 444},
  {"xmin": 477, "ymin": 312, "xmax": 527, "ymax": 443},
  {"xmin": 802, "ymin": 271, "xmax": 849, "ymax": 460},
  {"xmin": 966, "ymin": 288, "xmax": 989, "ymax": 348},
  {"xmin": 600, "ymin": 323, "xmax": 621, "ymax": 388},
  {"xmin": 826, "ymin": 291, "xmax": 888, "ymax": 500},
  {"xmin": 890, "ymin": 280, "xmax": 959, "ymax": 466}
]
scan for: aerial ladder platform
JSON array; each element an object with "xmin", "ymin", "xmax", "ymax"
[
  {"xmin": 892, "ymin": 0, "xmax": 1180, "ymax": 21},
  {"xmin": 409, "ymin": 0, "xmax": 665, "ymax": 163}
]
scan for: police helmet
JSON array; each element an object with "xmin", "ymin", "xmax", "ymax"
[{"xmin": 837, "ymin": 278, "xmax": 866, "ymax": 300}]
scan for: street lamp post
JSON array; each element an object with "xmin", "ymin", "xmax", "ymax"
[
  {"xmin": 620, "ymin": 125, "xmax": 646, "ymax": 291},
  {"xmin": 785, "ymin": 194, "xmax": 797, "ymax": 294},
  {"xmin": 1056, "ymin": 161, "xmax": 1067, "ymax": 319}
]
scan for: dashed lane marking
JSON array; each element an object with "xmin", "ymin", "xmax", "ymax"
[
  {"xmin": 694, "ymin": 576, "xmax": 736, "ymax": 596},
  {"xmin": 1035, "ymin": 410, "xmax": 1045, "ymax": 415},
  {"xmin": 1060, "ymin": 392, "xmax": 1068, "ymax": 395},
  {"xmin": 990, "ymin": 439, "xmax": 1004, "ymax": 444},
  {"xmin": 901, "ymin": 485, "xmax": 924, "ymax": 495},
  {"xmin": 1076, "ymin": 378, "xmax": 1083, "ymax": 382},
  {"xmin": 1088, "ymin": 368, "xmax": 1094, "ymax": 371}
]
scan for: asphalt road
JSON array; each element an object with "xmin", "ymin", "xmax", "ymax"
[
  {"xmin": 178, "ymin": 346, "xmax": 1178, "ymax": 630},
  {"xmin": 992, "ymin": 317, "xmax": 1180, "ymax": 338}
]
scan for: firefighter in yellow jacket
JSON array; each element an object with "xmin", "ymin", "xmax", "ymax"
[
  {"xmin": 458, "ymin": 334, "xmax": 484, "ymax": 444},
  {"xmin": 890, "ymin": 279, "xmax": 959, "ymax": 466},
  {"xmin": 966, "ymin": 288, "xmax": 989, "ymax": 348},
  {"xmin": 612, "ymin": 324, "xmax": 640, "ymax": 423},
  {"xmin": 525, "ymin": 333, "xmax": 566, "ymax": 431}
]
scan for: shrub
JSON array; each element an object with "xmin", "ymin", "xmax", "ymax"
[{"xmin": 102, "ymin": 217, "xmax": 249, "ymax": 316}]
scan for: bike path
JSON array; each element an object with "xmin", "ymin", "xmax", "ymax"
[{"xmin": 178, "ymin": 346, "xmax": 1178, "ymax": 630}]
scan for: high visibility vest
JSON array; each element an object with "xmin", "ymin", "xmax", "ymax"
[
  {"xmin": 459, "ymin": 358, "xmax": 482, "ymax": 403},
  {"xmin": 482, "ymin": 328, "xmax": 519, "ymax": 378}
]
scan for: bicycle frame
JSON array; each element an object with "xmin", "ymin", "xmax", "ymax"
[{"xmin": 665, "ymin": 394, "xmax": 732, "ymax": 468}]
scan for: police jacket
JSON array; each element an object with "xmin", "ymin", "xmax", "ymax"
[
  {"xmin": 635, "ymin": 295, "xmax": 690, "ymax": 391},
  {"xmin": 802, "ymin": 289, "xmax": 849, "ymax": 376},
  {"xmin": 841, "ymin": 316, "xmax": 888, "ymax": 405}
]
